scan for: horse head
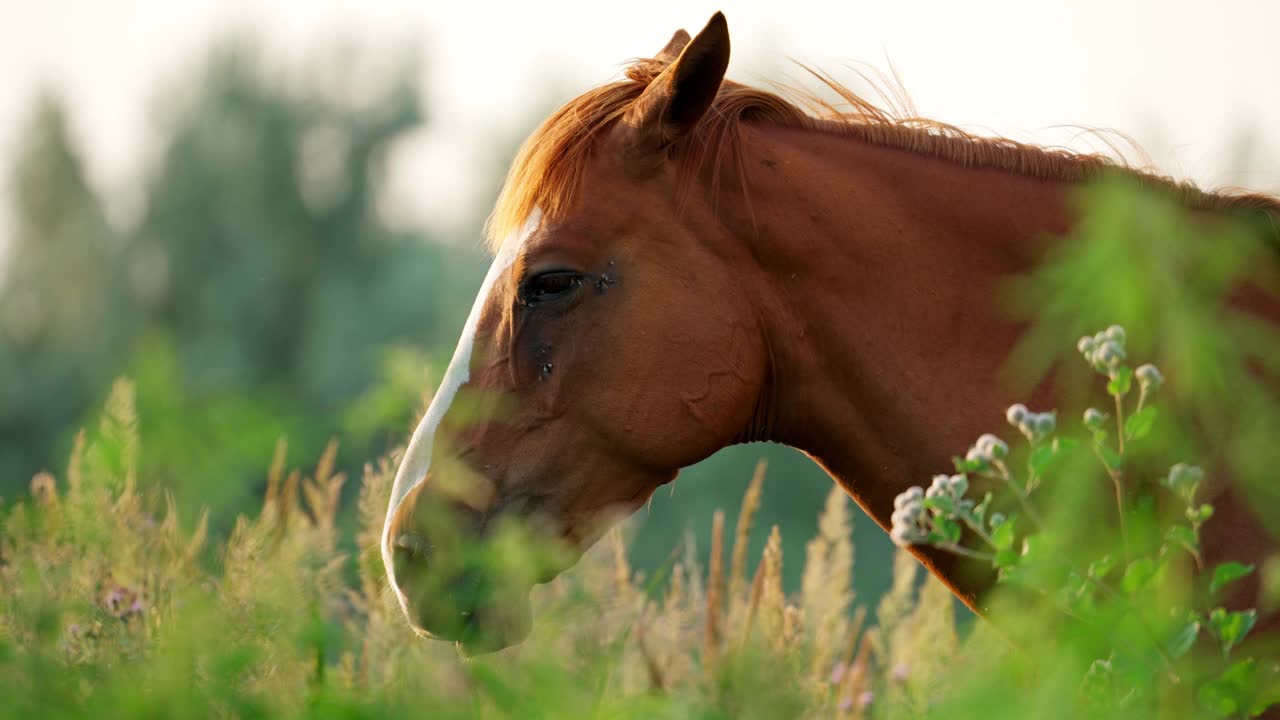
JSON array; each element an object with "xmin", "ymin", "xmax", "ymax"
[{"xmin": 381, "ymin": 13, "xmax": 767, "ymax": 652}]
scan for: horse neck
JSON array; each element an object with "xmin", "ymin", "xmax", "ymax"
[{"xmin": 722, "ymin": 123, "xmax": 1076, "ymax": 607}]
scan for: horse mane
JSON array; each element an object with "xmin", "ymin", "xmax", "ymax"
[{"xmin": 485, "ymin": 55, "xmax": 1280, "ymax": 250}]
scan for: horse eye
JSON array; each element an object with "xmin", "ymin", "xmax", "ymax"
[{"xmin": 520, "ymin": 271, "xmax": 584, "ymax": 306}]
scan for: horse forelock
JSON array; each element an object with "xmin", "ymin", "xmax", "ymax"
[{"xmin": 484, "ymin": 52, "xmax": 1280, "ymax": 254}]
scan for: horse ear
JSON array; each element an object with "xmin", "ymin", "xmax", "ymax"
[
  {"xmin": 655, "ymin": 29, "xmax": 691, "ymax": 63},
  {"xmin": 622, "ymin": 12, "xmax": 730, "ymax": 159}
]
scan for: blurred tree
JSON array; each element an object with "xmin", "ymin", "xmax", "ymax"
[
  {"xmin": 131, "ymin": 45, "xmax": 475, "ymax": 401},
  {"xmin": 0, "ymin": 94, "xmax": 133, "ymax": 490},
  {"xmin": 0, "ymin": 42, "xmax": 488, "ymax": 520},
  {"xmin": 119, "ymin": 42, "xmax": 487, "ymax": 517}
]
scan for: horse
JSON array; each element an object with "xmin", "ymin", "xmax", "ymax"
[{"xmin": 381, "ymin": 12, "xmax": 1280, "ymax": 658}]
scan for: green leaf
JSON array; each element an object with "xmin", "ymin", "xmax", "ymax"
[
  {"xmin": 1122, "ymin": 558, "xmax": 1156, "ymax": 594},
  {"xmin": 1188, "ymin": 503, "xmax": 1215, "ymax": 525},
  {"xmin": 1123, "ymin": 406, "xmax": 1157, "ymax": 441},
  {"xmin": 1208, "ymin": 608, "xmax": 1258, "ymax": 658},
  {"xmin": 1064, "ymin": 570, "xmax": 1089, "ymax": 599},
  {"xmin": 1027, "ymin": 444, "xmax": 1055, "ymax": 479},
  {"xmin": 1167, "ymin": 617, "xmax": 1201, "ymax": 659},
  {"xmin": 993, "ymin": 548, "xmax": 1020, "ymax": 570},
  {"xmin": 1028, "ymin": 436, "xmax": 1079, "ymax": 480},
  {"xmin": 998, "ymin": 562, "xmax": 1029, "ymax": 586},
  {"xmin": 1165, "ymin": 525, "xmax": 1200, "ymax": 557},
  {"xmin": 1020, "ymin": 534, "xmax": 1046, "ymax": 569},
  {"xmin": 1080, "ymin": 657, "xmax": 1114, "ymax": 705},
  {"xmin": 1097, "ymin": 443, "xmax": 1125, "ymax": 473},
  {"xmin": 972, "ymin": 492, "xmax": 992, "ymax": 524},
  {"xmin": 1197, "ymin": 658, "xmax": 1265, "ymax": 718},
  {"xmin": 934, "ymin": 516, "xmax": 962, "ymax": 545},
  {"xmin": 1107, "ymin": 366, "xmax": 1133, "ymax": 397},
  {"xmin": 1211, "ymin": 562, "xmax": 1256, "ymax": 597},
  {"xmin": 925, "ymin": 494, "xmax": 956, "ymax": 515},
  {"xmin": 1087, "ymin": 554, "xmax": 1117, "ymax": 579},
  {"xmin": 991, "ymin": 519, "xmax": 1015, "ymax": 551},
  {"xmin": 931, "ymin": 515, "xmax": 962, "ymax": 543}
]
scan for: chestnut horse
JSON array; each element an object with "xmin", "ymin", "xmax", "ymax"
[{"xmin": 383, "ymin": 13, "xmax": 1280, "ymax": 654}]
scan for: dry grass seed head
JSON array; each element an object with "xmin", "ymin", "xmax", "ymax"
[
  {"xmin": 705, "ymin": 509, "xmax": 726, "ymax": 663},
  {"xmin": 730, "ymin": 460, "xmax": 767, "ymax": 603}
]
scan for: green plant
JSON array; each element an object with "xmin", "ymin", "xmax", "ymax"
[{"xmin": 891, "ymin": 325, "xmax": 1278, "ymax": 718}]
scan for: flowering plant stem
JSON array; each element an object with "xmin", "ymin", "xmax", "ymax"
[
  {"xmin": 1100, "ymin": 456, "xmax": 1130, "ymax": 561},
  {"xmin": 992, "ymin": 459, "xmax": 1043, "ymax": 530},
  {"xmin": 937, "ymin": 544, "xmax": 994, "ymax": 562},
  {"xmin": 889, "ymin": 324, "xmax": 1271, "ymax": 717},
  {"xmin": 958, "ymin": 514, "xmax": 998, "ymax": 550}
]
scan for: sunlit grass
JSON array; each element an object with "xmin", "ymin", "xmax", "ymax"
[{"xmin": 1, "ymin": 378, "xmax": 950, "ymax": 719}]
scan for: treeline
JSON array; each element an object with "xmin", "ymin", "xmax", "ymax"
[{"xmin": 0, "ymin": 42, "xmax": 489, "ymax": 520}]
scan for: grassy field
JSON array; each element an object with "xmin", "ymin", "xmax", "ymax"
[{"xmin": 1, "ymin": 378, "xmax": 964, "ymax": 719}]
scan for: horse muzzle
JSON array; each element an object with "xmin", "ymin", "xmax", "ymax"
[
  {"xmin": 389, "ymin": 525, "xmax": 535, "ymax": 654},
  {"xmin": 386, "ymin": 473, "xmax": 564, "ymax": 654}
]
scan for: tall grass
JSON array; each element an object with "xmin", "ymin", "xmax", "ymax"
[{"xmin": 0, "ymin": 379, "xmax": 945, "ymax": 719}]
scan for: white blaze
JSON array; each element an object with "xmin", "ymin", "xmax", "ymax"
[{"xmin": 381, "ymin": 209, "xmax": 541, "ymax": 607}]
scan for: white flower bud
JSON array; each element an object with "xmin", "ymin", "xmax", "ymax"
[
  {"xmin": 948, "ymin": 474, "xmax": 969, "ymax": 497},
  {"xmin": 1016, "ymin": 421, "xmax": 1036, "ymax": 442},
  {"xmin": 1104, "ymin": 325, "xmax": 1126, "ymax": 345},
  {"xmin": 966, "ymin": 446, "xmax": 989, "ymax": 466},
  {"xmin": 1083, "ymin": 407, "xmax": 1107, "ymax": 428},
  {"xmin": 976, "ymin": 433, "xmax": 1009, "ymax": 460},
  {"xmin": 1006, "ymin": 403, "xmax": 1028, "ymax": 427},
  {"xmin": 1034, "ymin": 412, "xmax": 1056, "ymax": 436},
  {"xmin": 894, "ymin": 486, "xmax": 923, "ymax": 510},
  {"xmin": 1135, "ymin": 364, "xmax": 1164, "ymax": 390},
  {"xmin": 893, "ymin": 500, "xmax": 923, "ymax": 524},
  {"xmin": 1162, "ymin": 463, "xmax": 1205, "ymax": 504},
  {"xmin": 890, "ymin": 526, "xmax": 918, "ymax": 547},
  {"xmin": 1095, "ymin": 340, "xmax": 1126, "ymax": 369},
  {"xmin": 1077, "ymin": 336, "xmax": 1096, "ymax": 355}
]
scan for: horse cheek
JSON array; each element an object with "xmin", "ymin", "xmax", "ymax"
[{"xmin": 678, "ymin": 323, "xmax": 761, "ymax": 449}]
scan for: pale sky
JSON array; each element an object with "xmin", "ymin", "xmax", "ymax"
[{"xmin": 1, "ymin": 0, "xmax": 1277, "ymax": 248}]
